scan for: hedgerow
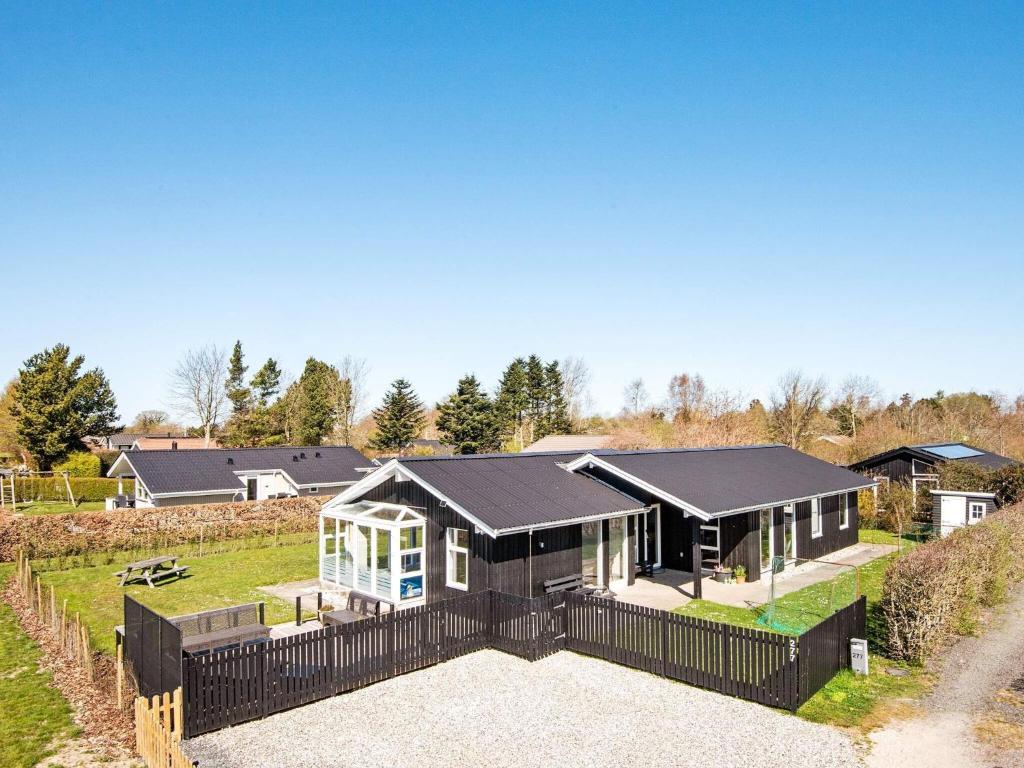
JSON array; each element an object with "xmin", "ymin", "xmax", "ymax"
[{"xmin": 881, "ymin": 502, "xmax": 1024, "ymax": 662}]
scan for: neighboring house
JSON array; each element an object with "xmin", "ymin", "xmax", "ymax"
[
  {"xmin": 106, "ymin": 446, "xmax": 375, "ymax": 508},
  {"xmin": 100, "ymin": 432, "xmax": 220, "ymax": 451},
  {"xmin": 930, "ymin": 489, "xmax": 997, "ymax": 536},
  {"xmin": 522, "ymin": 434, "xmax": 614, "ymax": 453},
  {"xmin": 848, "ymin": 442, "xmax": 1019, "ymax": 499},
  {"xmin": 318, "ymin": 445, "xmax": 872, "ymax": 608}
]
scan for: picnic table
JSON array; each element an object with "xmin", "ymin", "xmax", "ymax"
[{"xmin": 115, "ymin": 555, "xmax": 189, "ymax": 588}]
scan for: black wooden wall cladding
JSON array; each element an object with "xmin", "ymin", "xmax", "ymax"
[{"xmin": 177, "ymin": 590, "xmax": 866, "ymax": 736}]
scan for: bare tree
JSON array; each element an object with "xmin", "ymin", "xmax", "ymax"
[
  {"xmin": 667, "ymin": 372, "xmax": 707, "ymax": 423},
  {"xmin": 169, "ymin": 345, "xmax": 228, "ymax": 447},
  {"xmin": 769, "ymin": 370, "xmax": 828, "ymax": 449},
  {"xmin": 337, "ymin": 355, "xmax": 369, "ymax": 445},
  {"xmin": 560, "ymin": 356, "xmax": 592, "ymax": 428},
  {"xmin": 623, "ymin": 378, "xmax": 649, "ymax": 416}
]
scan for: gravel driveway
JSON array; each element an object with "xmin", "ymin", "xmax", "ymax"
[{"xmin": 186, "ymin": 650, "xmax": 860, "ymax": 768}]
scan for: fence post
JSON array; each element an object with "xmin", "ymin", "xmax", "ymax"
[
  {"xmin": 720, "ymin": 622, "xmax": 730, "ymax": 692},
  {"xmin": 660, "ymin": 611, "xmax": 668, "ymax": 677}
]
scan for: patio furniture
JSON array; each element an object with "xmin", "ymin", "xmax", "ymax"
[
  {"xmin": 321, "ymin": 590, "xmax": 393, "ymax": 626},
  {"xmin": 542, "ymin": 573, "xmax": 597, "ymax": 595},
  {"xmin": 172, "ymin": 603, "xmax": 270, "ymax": 656},
  {"xmin": 114, "ymin": 555, "xmax": 189, "ymax": 587},
  {"xmin": 637, "ymin": 559, "xmax": 655, "ymax": 578}
]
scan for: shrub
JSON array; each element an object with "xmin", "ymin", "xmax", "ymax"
[
  {"xmin": 881, "ymin": 502, "xmax": 1024, "ymax": 662},
  {"xmin": 857, "ymin": 488, "xmax": 879, "ymax": 528},
  {"xmin": 53, "ymin": 451, "xmax": 102, "ymax": 477},
  {"xmin": 937, "ymin": 461, "xmax": 995, "ymax": 494},
  {"xmin": 12, "ymin": 476, "xmax": 132, "ymax": 503},
  {"xmin": 876, "ymin": 482, "xmax": 917, "ymax": 532}
]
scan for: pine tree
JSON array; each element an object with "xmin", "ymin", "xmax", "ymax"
[
  {"xmin": 369, "ymin": 379, "xmax": 426, "ymax": 452},
  {"xmin": 11, "ymin": 344, "xmax": 119, "ymax": 468},
  {"xmin": 537, "ymin": 360, "xmax": 571, "ymax": 438},
  {"xmin": 436, "ymin": 374, "xmax": 500, "ymax": 455},
  {"xmin": 225, "ymin": 340, "xmax": 251, "ymax": 415},
  {"xmin": 297, "ymin": 358, "xmax": 339, "ymax": 445},
  {"xmin": 524, "ymin": 354, "xmax": 547, "ymax": 444},
  {"xmin": 495, "ymin": 358, "xmax": 529, "ymax": 450},
  {"xmin": 250, "ymin": 358, "xmax": 283, "ymax": 407}
]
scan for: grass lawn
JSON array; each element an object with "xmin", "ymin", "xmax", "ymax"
[
  {"xmin": 37, "ymin": 542, "xmax": 318, "ymax": 655},
  {"xmin": 0, "ymin": 565, "xmax": 79, "ymax": 767},
  {"xmin": 11, "ymin": 500, "xmax": 106, "ymax": 516},
  {"xmin": 675, "ymin": 534, "xmax": 929, "ymax": 728}
]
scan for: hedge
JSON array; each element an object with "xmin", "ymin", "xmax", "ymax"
[
  {"xmin": 881, "ymin": 501, "xmax": 1024, "ymax": 662},
  {"xmin": 11, "ymin": 476, "xmax": 134, "ymax": 503},
  {"xmin": 0, "ymin": 495, "xmax": 326, "ymax": 561}
]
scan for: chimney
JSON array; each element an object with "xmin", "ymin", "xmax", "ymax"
[{"xmin": 171, "ymin": 441, "xmax": 178, "ymax": 450}]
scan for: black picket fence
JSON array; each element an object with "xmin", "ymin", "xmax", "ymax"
[{"xmin": 132, "ymin": 589, "xmax": 865, "ymax": 737}]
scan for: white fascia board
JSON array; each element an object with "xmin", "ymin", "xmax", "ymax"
[
  {"xmin": 325, "ymin": 460, "xmax": 500, "ymax": 538},
  {"xmin": 709, "ymin": 482, "xmax": 878, "ymax": 518},
  {"xmin": 106, "ymin": 452, "xmax": 135, "ymax": 478},
  {"xmin": 561, "ymin": 453, "xmax": 713, "ymax": 521},
  {"xmin": 151, "ymin": 488, "xmax": 242, "ymax": 498},
  {"xmin": 494, "ymin": 506, "xmax": 649, "ymax": 536},
  {"xmin": 930, "ymin": 489, "xmax": 997, "ymax": 498}
]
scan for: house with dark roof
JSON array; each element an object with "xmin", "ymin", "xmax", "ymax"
[
  {"xmin": 848, "ymin": 442, "xmax": 1019, "ymax": 499},
  {"xmin": 99, "ymin": 432, "xmax": 221, "ymax": 451},
  {"xmin": 106, "ymin": 446, "xmax": 374, "ymax": 508},
  {"xmin": 318, "ymin": 445, "xmax": 873, "ymax": 608}
]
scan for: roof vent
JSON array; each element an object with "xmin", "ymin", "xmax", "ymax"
[
  {"xmin": 315, "ymin": 451, "xmax": 321, "ymax": 458},
  {"xmin": 293, "ymin": 455, "xmax": 299, "ymax": 462},
  {"xmin": 299, "ymin": 452, "xmax": 306, "ymax": 459},
  {"xmin": 227, "ymin": 457, "xmax": 234, "ymax": 465}
]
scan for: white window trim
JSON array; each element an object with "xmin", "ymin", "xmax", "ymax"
[
  {"xmin": 969, "ymin": 502, "xmax": 986, "ymax": 520},
  {"xmin": 838, "ymin": 494, "xmax": 850, "ymax": 530},
  {"xmin": 446, "ymin": 527, "xmax": 469, "ymax": 591},
  {"xmin": 810, "ymin": 498, "xmax": 823, "ymax": 539}
]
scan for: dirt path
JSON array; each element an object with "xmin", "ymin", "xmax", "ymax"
[{"xmin": 866, "ymin": 582, "xmax": 1024, "ymax": 767}]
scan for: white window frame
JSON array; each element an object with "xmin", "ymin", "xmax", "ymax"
[
  {"xmin": 810, "ymin": 498, "xmax": 822, "ymax": 538},
  {"xmin": 838, "ymin": 494, "xmax": 849, "ymax": 530},
  {"xmin": 969, "ymin": 501, "xmax": 986, "ymax": 520},
  {"xmin": 308, "ymin": 486, "xmax": 318, "ymax": 494},
  {"xmin": 446, "ymin": 527, "xmax": 469, "ymax": 591}
]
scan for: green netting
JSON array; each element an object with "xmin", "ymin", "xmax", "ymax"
[{"xmin": 755, "ymin": 558, "xmax": 859, "ymax": 634}]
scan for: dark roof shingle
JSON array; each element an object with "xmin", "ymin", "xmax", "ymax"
[{"xmin": 114, "ymin": 446, "xmax": 373, "ymax": 495}]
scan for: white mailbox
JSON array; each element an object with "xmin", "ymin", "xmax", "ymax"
[{"xmin": 850, "ymin": 637, "xmax": 868, "ymax": 675}]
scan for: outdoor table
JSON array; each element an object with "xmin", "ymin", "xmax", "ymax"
[
  {"xmin": 115, "ymin": 555, "xmax": 189, "ymax": 588},
  {"xmin": 321, "ymin": 608, "xmax": 364, "ymax": 626}
]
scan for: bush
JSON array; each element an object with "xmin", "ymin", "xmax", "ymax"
[
  {"xmin": 937, "ymin": 461, "xmax": 995, "ymax": 494},
  {"xmin": 12, "ymin": 476, "xmax": 132, "ymax": 503},
  {"xmin": 876, "ymin": 482, "xmax": 917, "ymax": 532},
  {"xmin": 857, "ymin": 488, "xmax": 879, "ymax": 528},
  {"xmin": 881, "ymin": 502, "xmax": 1024, "ymax": 662},
  {"xmin": 53, "ymin": 451, "xmax": 101, "ymax": 477}
]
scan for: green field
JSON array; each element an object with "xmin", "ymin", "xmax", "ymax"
[
  {"xmin": 0, "ymin": 565, "xmax": 79, "ymax": 767},
  {"xmin": 9, "ymin": 500, "xmax": 106, "ymax": 516},
  {"xmin": 37, "ymin": 542, "xmax": 319, "ymax": 654}
]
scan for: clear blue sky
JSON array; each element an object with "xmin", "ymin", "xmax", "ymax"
[{"xmin": 2, "ymin": 2, "xmax": 1022, "ymax": 422}]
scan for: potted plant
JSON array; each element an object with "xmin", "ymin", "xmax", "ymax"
[
  {"xmin": 712, "ymin": 564, "xmax": 730, "ymax": 583},
  {"xmin": 733, "ymin": 565, "xmax": 747, "ymax": 584}
]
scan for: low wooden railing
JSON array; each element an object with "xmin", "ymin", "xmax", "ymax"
[{"xmin": 135, "ymin": 687, "xmax": 194, "ymax": 768}]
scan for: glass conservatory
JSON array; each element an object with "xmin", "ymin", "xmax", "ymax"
[{"xmin": 319, "ymin": 501, "xmax": 427, "ymax": 606}]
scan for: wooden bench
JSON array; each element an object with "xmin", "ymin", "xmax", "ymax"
[
  {"xmin": 172, "ymin": 603, "xmax": 269, "ymax": 656},
  {"xmin": 543, "ymin": 573, "xmax": 597, "ymax": 595},
  {"xmin": 322, "ymin": 590, "xmax": 394, "ymax": 626}
]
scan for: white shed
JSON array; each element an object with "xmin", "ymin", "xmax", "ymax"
[{"xmin": 930, "ymin": 489, "xmax": 997, "ymax": 537}]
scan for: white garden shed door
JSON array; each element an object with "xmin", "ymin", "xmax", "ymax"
[{"xmin": 939, "ymin": 495, "xmax": 967, "ymax": 536}]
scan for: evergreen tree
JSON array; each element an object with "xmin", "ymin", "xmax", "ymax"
[
  {"xmin": 225, "ymin": 340, "xmax": 251, "ymax": 415},
  {"xmin": 297, "ymin": 358, "xmax": 339, "ymax": 445},
  {"xmin": 436, "ymin": 374, "xmax": 500, "ymax": 454},
  {"xmin": 11, "ymin": 344, "xmax": 119, "ymax": 468},
  {"xmin": 250, "ymin": 358, "xmax": 283, "ymax": 406},
  {"xmin": 537, "ymin": 360, "xmax": 571, "ymax": 438},
  {"xmin": 495, "ymin": 358, "xmax": 529, "ymax": 450},
  {"xmin": 369, "ymin": 378, "xmax": 426, "ymax": 452},
  {"xmin": 524, "ymin": 354, "xmax": 547, "ymax": 443}
]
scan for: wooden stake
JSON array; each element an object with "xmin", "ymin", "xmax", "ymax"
[{"xmin": 116, "ymin": 643, "xmax": 124, "ymax": 709}]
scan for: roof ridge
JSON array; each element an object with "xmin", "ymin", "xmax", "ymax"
[
  {"xmin": 396, "ymin": 443, "xmax": 785, "ymax": 462},
  {"xmin": 128, "ymin": 445, "xmax": 362, "ymax": 455}
]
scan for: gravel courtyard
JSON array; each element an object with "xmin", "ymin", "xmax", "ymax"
[{"xmin": 185, "ymin": 650, "xmax": 861, "ymax": 768}]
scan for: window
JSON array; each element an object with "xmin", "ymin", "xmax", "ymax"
[
  {"xmin": 811, "ymin": 498, "xmax": 822, "ymax": 538},
  {"xmin": 838, "ymin": 494, "xmax": 849, "ymax": 529},
  {"xmin": 446, "ymin": 528, "xmax": 469, "ymax": 590},
  {"xmin": 969, "ymin": 502, "xmax": 986, "ymax": 520},
  {"xmin": 308, "ymin": 486, "xmax": 318, "ymax": 494}
]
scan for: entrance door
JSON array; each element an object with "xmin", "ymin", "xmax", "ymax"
[
  {"xmin": 759, "ymin": 508, "xmax": 774, "ymax": 572},
  {"xmin": 633, "ymin": 506, "xmax": 662, "ymax": 569},
  {"xmin": 607, "ymin": 517, "xmax": 628, "ymax": 589},
  {"xmin": 246, "ymin": 478, "xmax": 258, "ymax": 500}
]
